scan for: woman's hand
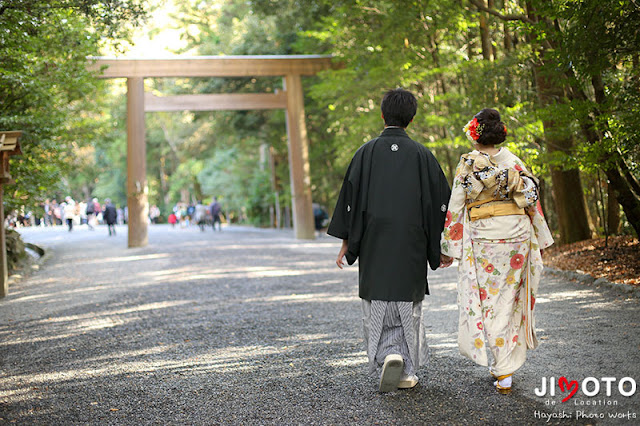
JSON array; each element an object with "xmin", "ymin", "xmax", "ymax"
[
  {"xmin": 336, "ymin": 239, "xmax": 349, "ymax": 269},
  {"xmin": 440, "ymin": 253, "xmax": 454, "ymax": 268}
]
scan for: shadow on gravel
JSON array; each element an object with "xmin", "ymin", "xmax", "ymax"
[{"xmin": 0, "ymin": 227, "xmax": 631, "ymax": 424}]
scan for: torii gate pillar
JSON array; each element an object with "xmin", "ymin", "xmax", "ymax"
[
  {"xmin": 126, "ymin": 77, "xmax": 148, "ymax": 248},
  {"xmin": 284, "ymin": 74, "xmax": 315, "ymax": 240},
  {"xmin": 93, "ymin": 56, "xmax": 332, "ymax": 247}
]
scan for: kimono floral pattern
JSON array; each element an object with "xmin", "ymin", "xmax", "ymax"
[{"xmin": 441, "ymin": 148, "xmax": 553, "ymax": 376}]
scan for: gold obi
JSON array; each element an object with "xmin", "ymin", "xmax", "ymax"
[{"xmin": 467, "ymin": 198, "xmax": 526, "ymax": 221}]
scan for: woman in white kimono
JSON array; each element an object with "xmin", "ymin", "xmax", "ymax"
[{"xmin": 440, "ymin": 108, "xmax": 554, "ymax": 394}]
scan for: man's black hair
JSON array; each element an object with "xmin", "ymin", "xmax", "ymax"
[{"xmin": 380, "ymin": 88, "xmax": 417, "ymax": 128}]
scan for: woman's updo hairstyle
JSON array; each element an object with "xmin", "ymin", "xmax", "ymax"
[{"xmin": 474, "ymin": 108, "xmax": 507, "ymax": 146}]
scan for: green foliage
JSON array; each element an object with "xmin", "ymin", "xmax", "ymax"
[
  {"xmin": 134, "ymin": 0, "xmax": 301, "ymax": 223},
  {"xmin": 0, "ymin": 0, "xmax": 147, "ymax": 212},
  {"xmin": 304, "ymin": 0, "xmax": 639, "ymax": 237},
  {"xmin": 197, "ymin": 147, "xmax": 273, "ymax": 226},
  {"xmin": 20, "ymin": 0, "xmax": 637, "ymax": 237}
]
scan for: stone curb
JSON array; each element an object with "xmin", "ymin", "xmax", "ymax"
[
  {"xmin": 6, "ymin": 243, "xmax": 50, "ymax": 287},
  {"xmin": 544, "ymin": 266, "xmax": 640, "ymax": 298}
]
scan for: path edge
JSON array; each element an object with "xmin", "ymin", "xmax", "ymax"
[{"xmin": 544, "ymin": 266, "xmax": 640, "ymax": 298}]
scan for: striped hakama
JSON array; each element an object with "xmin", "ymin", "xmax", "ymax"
[{"xmin": 362, "ymin": 300, "xmax": 429, "ymax": 376}]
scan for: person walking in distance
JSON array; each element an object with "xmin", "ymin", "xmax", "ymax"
[
  {"xmin": 168, "ymin": 211, "xmax": 178, "ymax": 228},
  {"xmin": 63, "ymin": 196, "xmax": 76, "ymax": 232},
  {"xmin": 328, "ymin": 88, "xmax": 451, "ymax": 392},
  {"xmin": 103, "ymin": 198, "xmax": 118, "ymax": 236},
  {"xmin": 194, "ymin": 200, "xmax": 208, "ymax": 232},
  {"xmin": 209, "ymin": 197, "xmax": 222, "ymax": 231},
  {"xmin": 86, "ymin": 197, "xmax": 96, "ymax": 230}
]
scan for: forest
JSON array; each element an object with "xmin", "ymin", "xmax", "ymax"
[{"xmin": 2, "ymin": 0, "xmax": 639, "ymax": 245}]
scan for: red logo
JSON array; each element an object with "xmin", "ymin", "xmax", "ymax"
[{"xmin": 558, "ymin": 377, "xmax": 579, "ymax": 402}]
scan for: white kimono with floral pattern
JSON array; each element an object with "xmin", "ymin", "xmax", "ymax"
[{"xmin": 441, "ymin": 148, "xmax": 554, "ymax": 376}]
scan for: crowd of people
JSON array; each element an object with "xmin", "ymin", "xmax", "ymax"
[
  {"xmin": 7, "ymin": 197, "xmax": 126, "ymax": 233},
  {"xmin": 167, "ymin": 198, "xmax": 223, "ymax": 231},
  {"xmin": 8, "ymin": 194, "xmax": 336, "ymax": 238},
  {"xmin": 7, "ymin": 196, "xmax": 226, "ymax": 233}
]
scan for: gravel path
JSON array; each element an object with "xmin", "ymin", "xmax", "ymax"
[{"xmin": 1, "ymin": 224, "xmax": 638, "ymax": 425}]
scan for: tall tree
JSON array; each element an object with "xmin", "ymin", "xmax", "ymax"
[
  {"xmin": 468, "ymin": 0, "xmax": 640, "ymax": 240},
  {"xmin": 0, "ymin": 0, "xmax": 147, "ymax": 212}
]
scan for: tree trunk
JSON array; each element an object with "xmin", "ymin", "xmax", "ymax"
[
  {"xmin": 618, "ymin": 155, "xmax": 640, "ymax": 197},
  {"xmin": 503, "ymin": 23, "xmax": 512, "ymax": 52},
  {"xmin": 591, "ymin": 176, "xmax": 603, "ymax": 232},
  {"xmin": 603, "ymin": 165, "xmax": 640, "ymax": 237},
  {"xmin": 180, "ymin": 188, "xmax": 189, "ymax": 204},
  {"xmin": 444, "ymin": 143, "xmax": 455, "ymax": 184},
  {"xmin": 533, "ymin": 68, "xmax": 592, "ymax": 243},
  {"xmin": 538, "ymin": 177, "xmax": 550, "ymax": 223},
  {"xmin": 607, "ymin": 183, "xmax": 621, "ymax": 235},
  {"xmin": 192, "ymin": 177, "xmax": 203, "ymax": 202},
  {"xmin": 159, "ymin": 156, "xmax": 170, "ymax": 208},
  {"xmin": 487, "ymin": 0, "xmax": 498, "ymax": 59},
  {"xmin": 478, "ymin": 1, "xmax": 493, "ymax": 61},
  {"xmin": 576, "ymin": 72, "xmax": 640, "ymax": 237},
  {"xmin": 503, "ymin": 1, "xmax": 512, "ymax": 51},
  {"xmin": 524, "ymin": 1, "xmax": 591, "ymax": 244},
  {"xmin": 82, "ymin": 184, "xmax": 91, "ymax": 202},
  {"xmin": 547, "ymin": 164, "xmax": 593, "ymax": 243},
  {"xmin": 429, "ymin": 36, "xmax": 456, "ymax": 184}
]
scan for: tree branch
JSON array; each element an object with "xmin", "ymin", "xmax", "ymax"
[
  {"xmin": 359, "ymin": 6, "xmax": 384, "ymax": 15},
  {"xmin": 468, "ymin": 0, "xmax": 535, "ymax": 24}
]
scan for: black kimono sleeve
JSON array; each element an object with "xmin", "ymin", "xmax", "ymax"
[
  {"xmin": 420, "ymin": 148, "xmax": 452, "ymax": 270},
  {"xmin": 327, "ymin": 163, "xmax": 352, "ymax": 240},
  {"xmin": 327, "ymin": 149, "xmax": 365, "ymax": 265}
]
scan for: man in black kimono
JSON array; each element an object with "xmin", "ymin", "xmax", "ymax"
[
  {"xmin": 327, "ymin": 88, "xmax": 451, "ymax": 392},
  {"xmin": 103, "ymin": 199, "xmax": 118, "ymax": 236}
]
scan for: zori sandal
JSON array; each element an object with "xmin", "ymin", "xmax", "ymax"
[
  {"xmin": 379, "ymin": 354, "xmax": 404, "ymax": 392},
  {"xmin": 494, "ymin": 373, "xmax": 513, "ymax": 394},
  {"xmin": 398, "ymin": 373, "xmax": 419, "ymax": 389}
]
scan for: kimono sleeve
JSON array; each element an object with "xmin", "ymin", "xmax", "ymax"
[
  {"xmin": 327, "ymin": 162, "xmax": 354, "ymax": 241},
  {"xmin": 441, "ymin": 158, "xmax": 466, "ymax": 260},
  {"xmin": 329, "ymin": 145, "xmax": 370, "ymax": 265},
  {"xmin": 422, "ymin": 150, "xmax": 452, "ymax": 270},
  {"xmin": 530, "ymin": 200, "xmax": 554, "ymax": 250},
  {"xmin": 514, "ymin": 158, "xmax": 554, "ymax": 249}
]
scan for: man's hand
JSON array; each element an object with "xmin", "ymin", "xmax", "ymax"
[
  {"xmin": 439, "ymin": 253, "xmax": 454, "ymax": 268},
  {"xmin": 336, "ymin": 239, "xmax": 349, "ymax": 269}
]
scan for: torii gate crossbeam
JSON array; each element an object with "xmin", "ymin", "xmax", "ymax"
[{"xmin": 91, "ymin": 55, "xmax": 333, "ymax": 247}]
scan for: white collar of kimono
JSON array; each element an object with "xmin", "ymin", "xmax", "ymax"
[{"xmin": 473, "ymin": 147, "xmax": 509, "ymax": 162}]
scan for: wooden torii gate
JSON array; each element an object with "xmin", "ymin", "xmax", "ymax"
[{"xmin": 92, "ymin": 55, "xmax": 333, "ymax": 247}]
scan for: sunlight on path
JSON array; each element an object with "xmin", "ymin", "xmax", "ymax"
[{"xmin": 1, "ymin": 225, "xmax": 638, "ymax": 424}]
